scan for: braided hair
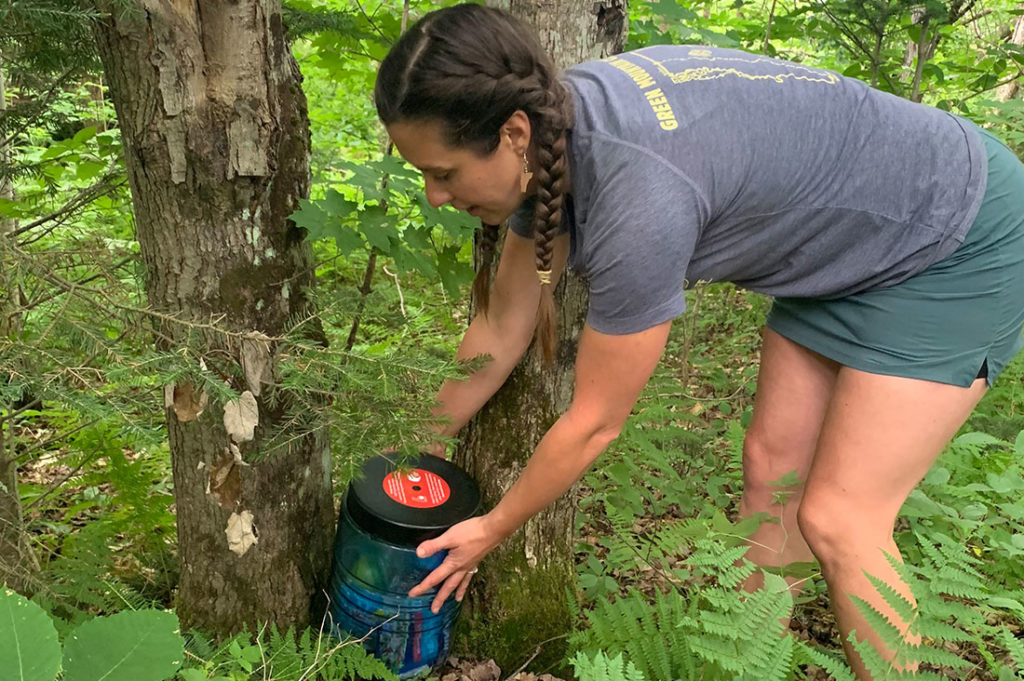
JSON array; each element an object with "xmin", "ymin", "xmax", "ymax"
[{"xmin": 375, "ymin": 4, "xmax": 573, "ymax": 362}]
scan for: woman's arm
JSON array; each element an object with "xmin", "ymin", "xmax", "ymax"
[
  {"xmin": 411, "ymin": 319, "xmax": 672, "ymax": 611},
  {"xmin": 430, "ymin": 228, "xmax": 570, "ymax": 442}
]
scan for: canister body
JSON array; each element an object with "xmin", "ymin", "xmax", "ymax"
[
  {"xmin": 327, "ymin": 455, "xmax": 480, "ymax": 680},
  {"xmin": 328, "ymin": 496, "xmax": 458, "ymax": 679}
]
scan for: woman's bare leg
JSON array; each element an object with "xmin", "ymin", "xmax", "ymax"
[
  {"xmin": 798, "ymin": 368, "xmax": 986, "ymax": 679},
  {"xmin": 740, "ymin": 329, "xmax": 839, "ymax": 595}
]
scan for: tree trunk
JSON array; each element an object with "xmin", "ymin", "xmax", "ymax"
[
  {"xmin": 0, "ymin": 49, "xmax": 14, "ymax": 236},
  {"xmin": 996, "ymin": 11, "xmax": 1024, "ymax": 102},
  {"xmin": 457, "ymin": 1, "xmax": 627, "ymax": 671},
  {"xmin": 0, "ymin": 47, "xmax": 35, "ymax": 597},
  {"xmin": 93, "ymin": 0, "xmax": 333, "ymax": 635}
]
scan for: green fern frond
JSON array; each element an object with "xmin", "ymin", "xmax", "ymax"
[
  {"xmin": 997, "ymin": 626, "xmax": 1024, "ymax": 671},
  {"xmin": 688, "ymin": 634, "xmax": 745, "ymax": 674},
  {"xmin": 795, "ymin": 641, "xmax": 858, "ymax": 681},
  {"xmin": 576, "ymin": 589, "xmax": 697, "ymax": 681},
  {"xmin": 915, "ymin": 617, "xmax": 976, "ymax": 643},
  {"xmin": 750, "ymin": 633, "xmax": 793, "ymax": 681},
  {"xmin": 848, "ymin": 633, "xmax": 906, "ymax": 681},
  {"xmin": 904, "ymin": 642, "xmax": 972, "ymax": 670},
  {"xmin": 866, "ymin": 572, "xmax": 917, "ymax": 625},
  {"xmin": 570, "ymin": 651, "xmax": 648, "ymax": 681},
  {"xmin": 849, "ymin": 594, "xmax": 909, "ymax": 653}
]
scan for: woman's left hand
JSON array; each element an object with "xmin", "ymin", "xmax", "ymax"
[{"xmin": 408, "ymin": 515, "xmax": 504, "ymax": 613}]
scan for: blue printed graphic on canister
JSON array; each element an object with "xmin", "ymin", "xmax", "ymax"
[{"xmin": 328, "ymin": 454, "xmax": 480, "ymax": 679}]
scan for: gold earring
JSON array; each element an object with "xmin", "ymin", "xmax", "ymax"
[{"xmin": 521, "ymin": 152, "xmax": 533, "ymax": 193}]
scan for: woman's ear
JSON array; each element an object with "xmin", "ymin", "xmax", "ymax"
[{"xmin": 501, "ymin": 110, "xmax": 532, "ymax": 156}]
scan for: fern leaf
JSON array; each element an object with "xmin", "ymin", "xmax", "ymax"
[
  {"xmin": 795, "ymin": 642, "xmax": 857, "ymax": 681},
  {"xmin": 904, "ymin": 642, "xmax": 971, "ymax": 670},
  {"xmin": 997, "ymin": 627, "xmax": 1024, "ymax": 671},
  {"xmin": 849, "ymin": 595, "xmax": 910, "ymax": 656},
  {"xmin": 571, "ymin": 651, "xmax": 648, "ymax": 681},
  {"xmin": 865, "ymin": 572, "xmax": 917, "ymax": 626},
  {"xmin": 849, "ymin": 633, "xmax": 903, "ymax": 681},
  {"xmin": 749, "ymin": 633, "xmax": 793, "ymax": 681}
]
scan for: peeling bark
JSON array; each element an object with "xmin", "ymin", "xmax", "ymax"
[
  {"xmin": 93, "ymin": 0, "xmax": 332, "ymax": 635},
  {"xmin": 458, "ymin": 1, "xmax": 627, "ymax": 669}
]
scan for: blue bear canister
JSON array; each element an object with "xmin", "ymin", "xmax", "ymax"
[{"xmin": 328, "ymin": 453, "xmax": 480, "ymax": 679}]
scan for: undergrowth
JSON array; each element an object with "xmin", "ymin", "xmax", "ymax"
[{"xmin": 573, "ymin": 284, "xmax": 1024, "ymax": 680}]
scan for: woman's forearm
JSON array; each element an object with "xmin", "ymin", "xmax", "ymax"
[
  {"xmin": 432, "ymin": 313, "xmax": 533, "ymax": 438},
  {"xmin": 485, "ymin": 410, "xmax": 619, "ymax": 539}
]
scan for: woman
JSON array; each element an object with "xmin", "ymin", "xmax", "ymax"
[{"xmin": 373, "ymin": 4, "xmax": 1024, "ymax": 677}]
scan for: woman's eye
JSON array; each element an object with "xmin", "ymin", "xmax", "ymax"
[{"xmin": 434, "ymin": 171, "xmax": 452, "ymax": 182}]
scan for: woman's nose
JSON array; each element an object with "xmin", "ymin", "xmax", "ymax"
[{"xmin": 424, "ymin": 177, "xmax": 454, "ymax": 209}]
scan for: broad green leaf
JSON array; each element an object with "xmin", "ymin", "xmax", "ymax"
[
  {"xmin": 961, "ymin": 502, "xmax": 988, "ymax": 521},
  {"xmin": 923, "ymin": 466, "xmax": 950, "ymax": 486},
  {"xmin": 0, "ymin": 198, "xmax": 26, "ymax": 218},
  {"xmin": 954, "ymin": 431, "xmax": 1003, "ymax": 448},
  {"xmin": 177, "ymin": 670, "xmax": 207, "ymax": 681},
  {"xmin": 987, "ymin": 471, "xmax": 1024, "ymax": 494},
  {"xmin": 650, "ymin": 0, "xmax": 698, "ymax": 22},
  {"xmin": 922, "ymin": 62, "xmax": 944, "ymax": 84},
  {"xmin": 436, "ymin": 245, "xmax": 472, "ymax": 298},
  {"xmin": 360, "ymin": 207, "xmax": 399, "ymax": 254},
  {"xmin": 401, "ymin": 225, "xmax": 431, "ymax": 251},
  {"xmin": 321, "ymin": 188, "xmax": 357, "ymax": 218},
  {"xmin": 63, "ymin": 609, "xmax": 184, "ymax": 681},
  {"xmin": 1014, "ymin": 428, "xmax": 1024, "ymax": 457},
  {"xmin": 290, "ymin": 201, "xmax": 331, "ymax": 240},
  {"xmin": 333, "ymin": 225, "xmax": 365, "ymax": 255},
  {"xmin": 71, "ymin": 126, "xmax": 99, "ymax": 146},
  {"xmin": 40, "ymin": 143, "xmax": 69, "ymax": 160},
  {"xmin": 76, "ymin": 161, "xmax": 106, "ymax": 182},
  {"xmin": 338, "ymin": 161, "xmax": 387, "ymax": 202},
  {"xmin": 0, "ymin": 588, "xmax": 61, "ymax": 681},
  {"xmin": 391, "ymin": 245, "xmax": 436, "ymax": 278}
]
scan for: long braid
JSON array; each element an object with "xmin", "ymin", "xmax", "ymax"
[
  {"xmin": 472, "ymin": 222, "xmax": 501, "ymax": 316},
  {"xmin": 528, "ymin": 90, "xmax": 572, "ymax": 363}
]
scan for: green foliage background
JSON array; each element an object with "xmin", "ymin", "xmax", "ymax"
[{"xmin": 2, "ymin": 0, "xmax": 1024, "ymax": 679}]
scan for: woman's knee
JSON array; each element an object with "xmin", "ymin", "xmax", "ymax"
[
  {"xmin": 742, "ymin": 429, "xmax": 808, "ymax": 503},
  {"xmin": 796, "ymin": 490, "xmax": 895, "ymax": 569}
]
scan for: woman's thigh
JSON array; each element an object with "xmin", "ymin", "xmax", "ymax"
[
  {"xmin": 802, "ymin": 368, "xmax": 987, "ymax": 536},
  {"xmin": 743, "ymin": 328, "xmax": 839, "ymax": 491}
]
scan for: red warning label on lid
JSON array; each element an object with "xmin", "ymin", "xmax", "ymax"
[{"xmin": 382, "ymin": 469, "xmax": 451, "ymax": 509}]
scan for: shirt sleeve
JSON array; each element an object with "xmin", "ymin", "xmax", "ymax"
[{"xmin": 578, "ymin": 136, "xmax": 706, "ymax": 335}]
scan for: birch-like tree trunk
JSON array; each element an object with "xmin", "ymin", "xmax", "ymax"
[
  {"xmin": 997, "ymin": 10, "xmax": 1024, "ymax": 102},
  {"xmin": 0, "ymin": 50, "xmax": 13, "ymax": 237},
  {"xmin": 0, "ymin": 47, "xmax": 34, "ymax": 597},
  {"xmin": 458, "ymin": 0, "xmax": 626, "ymax": 670},
  {"xmin": 94, "ymin": 1, "xmax": 333, "ymax": 634}
]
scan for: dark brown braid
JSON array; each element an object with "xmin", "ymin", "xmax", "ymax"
[
  {"xmin": 526, "ymin": 94, "xmax": 571, "ymax": 362},
  {"xmin": 375, "ymin": 4, "xmax": 574, "ymax": 363},
  {"xmin": 472, "ymin": 222, "xmax": 501, "ymax": 317}
]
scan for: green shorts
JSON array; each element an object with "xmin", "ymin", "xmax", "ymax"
[{"xmin": 767, "ymin": 127, "xmax": 1024, "ymax": 387}]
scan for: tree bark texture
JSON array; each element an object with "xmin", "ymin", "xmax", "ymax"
[
  {"xmin": 997, "ymin": 10, "xmax": 1024, "ymax": 102},
  {"xmin": 0, "ymin": 49, "xmax": 34, "ymax": 596},
  {"xmin": 458, "ymin": 1, "xmax": 626, "ymax": 670},
  {"xmin": 93, "ymin": 1, "xmax": 333, "ymax": 635},
  {"xmin": 0, "ymin": 50, "xmax": 15, "ymax": 236}
]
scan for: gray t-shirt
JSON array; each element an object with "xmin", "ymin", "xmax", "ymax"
[{"xmin": 510, "ymin": 45, "xmax": 987, "ymax": 335}]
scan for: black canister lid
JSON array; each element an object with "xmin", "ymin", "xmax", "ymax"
[{"xmin": 346, "ymin": 453, "xmax": 481, "ymax": 547}]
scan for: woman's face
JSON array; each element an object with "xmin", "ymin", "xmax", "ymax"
[{"xmin": 387, "ymin": 113, "xmax": 531, "ymax": 226}]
